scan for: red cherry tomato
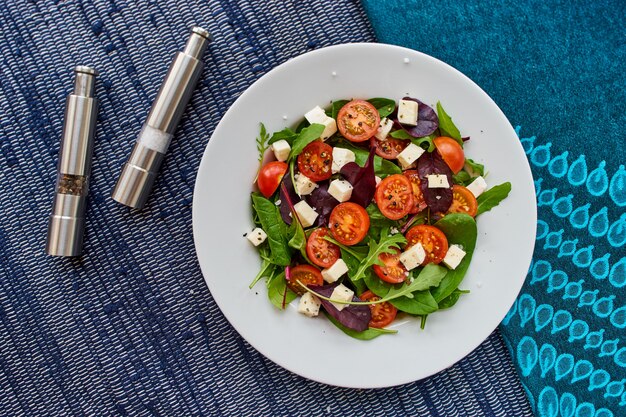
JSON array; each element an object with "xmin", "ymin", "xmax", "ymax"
[
  {"xmin": 329, "ymin": 202, "xmax": 370, "ymax": 246},
  {"xmin": 403, "ymin": 170, "xmax": 428, "ymax": 214},
  {"xmin": 360, "ymin": 290, "xmax": 398, "ymax": 328},
  {"xmin": 405, "ymin": 225, "xmax": 449, "ymax": 265},
  {"xmin": 372, "ymin": 248, "xmax": 408, "ymax": 284},
  {"xmin": 448, "ymin": 185, "xmax": 478, "ymax": 217},
  {"xmin": 434, "ymin": 136, "xmax": 465, "ymax": 174},
  {"xmin": 371, "ymin": 137, "xmax": 409, "ymax": 159},
  {"xmin": 257, "ymin": 161, "xmax": 288, "ymax": 198},
  {"xmin": 374, "ymin": 174, "xmax": 414, "ymax": 220},
  {"xmin": 306, "ymin": 228, "xmax": 341, "ymax": 268},
  {"xmin": 297, "ymin": 141, "xmax": 333, "ymax": 181},
  {"xmin": 287, "ymin": 265, "xmax": 324, "ymax": 296},
  {"xmin": 337, "ymin": 100, "xmax": 381, "ymax": 142}
]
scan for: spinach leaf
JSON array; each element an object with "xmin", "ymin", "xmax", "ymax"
[
  {"xmin": 464, "ymin": 158, "xmax": 485, "ymax": 177},
  {"xmin": 367, "ymin": 97, "xmax": 396, "ymax": 118},
  {"xmin": 436, "ymin": 101, "xmax": 462, "ymax": 145},
  {"xmin": 326, "ymin": 314, "xmax": 397, "ymax": 340},
  {"xmin": 329, "ymin": 100, "xmax": 349, "ymax": 119},
  {"xmin": 251, "ymin": 193, "xmax": 292, "ymax": 266},
  {"xmin": 287, "ymin": 215, "xmax": 309, "ymax": 261},
  {"xmin": 437, "ymin": 289, "xmax": 470, "ymax": 309},
  {"xmin": 351, "ymin": 228, "xmax": 406, "ymax": 282},
  {"xmin": 336, "ymin": 141, "xmax": 401, "ymax": 177},
  {"xmin": 476, "ymin": 182, "xmax": 512, "ymax": 215},
  {"xmin": 452, "ymin": 170, "xmax": 472, "ymax": 186},
  {"xmin": 365, "ymin": 204, "xmax": 398, "ymax": 238},
  {"xmin": 390, "ymin": 290, "xmax": 439, "ymax": 315},
  {"xmin": 269, "ymin": 127, "xmax": 297, "ymax": 145},
  {"xmin": 411, "ymin": 133, "xmax": 437, "ymax": 152},
  {"xmin": 267, "ymin": 271, "xmax": 297, "ymax": 309},
  {"xmin": 362, "ymin": 268, "xmax": 394, "ymax": 297},
  {"xmin": 289, "ymin": 123, "xmax": 325, "ymax": 160},
  {"xmin": 389, "ymin": 129, "xmax": 413, "ymax": 140},
  {"xmin": 431, "ymin": 214, "xmax": 477, "ymax": 302},
  {"xmin": 254, "ymin": 123, "xmax": 270, "ymax": 181},
  {"xmin": 295, "ymin": 118, "xmax": 310, "ymax": 133}
]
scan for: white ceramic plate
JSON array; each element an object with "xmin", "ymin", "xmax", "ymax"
[{"xmin": 193, "ymin": 43, "xmax": 536, "ymax": 388}]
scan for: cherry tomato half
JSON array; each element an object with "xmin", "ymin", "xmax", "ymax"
[
  {"xmin": 371, "ymin": 137, "xmax": 409, "ymax": 159},
  {"xmin": 360, "ymin": 290, "xmax": 398, "ymax": 328},
  {"xmin": 329, "ymin": 202, "xmax": 370, "ymax": 246},
  {"xmin": 434, "ymin": 136, "xmax": 465, "ymax": 174},
  {"xmin": 297, "ymin": 141, "xmax": 333, "ymax": 181},
  {"xmin": 403, "ymin": 170, "xmax": 428, "ymax": 214},
  {"xmin": 374, "ymin": 174, "xmax": 414, "ymax": 220},
  {"xmin": 337, "ymin": 100, "xmax": 381, "ymax": 142},
  {"xmin": 287, "ymin": 265, "xmax": 324, "ymax": 296},
  {"xmin": 257, "ymin": 161, "xmax": 288, "ymax": 198},
  {"xmin": 306, "ymin": 228, "xmax": 341, "ymax": 268},
  {"xmin": 405, "ymin": 225, "xmax": 449, "ymax": 265},
  {"xmin": 448, "ymin": 185, "xmax": 478, "ymax": 217},
  {"xmin": 373, "ymin": 248, "xmax": 408, "ymax": 284}
]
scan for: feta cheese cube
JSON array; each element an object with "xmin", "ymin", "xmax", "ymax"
[
  {"xmin": 294, "ymin": 173, "xmax": 318, "ymax": 196},
  {"xmin": 297, "ymin": 292, "xmax": 322, "ymax": 317},
  {"xmin": 427, "ymin": 174, "xmax": 450, "ymax": 188},
  {"xmin": 374, "ymin": 118, "xmax": 394, "ymax": 141},
  {"xmin": 329, "ymin": 283, "xmax": 354, "ymax": 311},
  {"xmin": 328, "ymin": 179, "xmax": 353, "ymax": 203},
  {"xmin": 399, "ymin": 243, "xmax": 426, "ymax": 270},
  {"xmin": 397, "ymin": 99, "xmax": 419, "ymax": 126},
  {"xmin": 331, "ymin": 147, "xmax": 356, "ymax": 174},
  {"xmin": 321, "ymin": 259, "xmax": 349, "ymax": 283},
  {"xmin": 293, "ymin": 200, "xmax": 318, "ymax": 227},
  {"xmin": 375, "ymin": 176, "xmax": 382, "ymax": 186},
  {"xmin": 246, "ymin": 227, "xmax": 267, "ymax": 246},
  {"xmin": 271, "ymin": 139, "xmax": 291, "ymax": 162},
  {"xmin": 397, "ymin": 143, "xmax": 425, "ymax": 169},
  {"xmin": 466, "ymin": 176, "xmax": 488, "ymax": 198},
  {"xmin": 304, "ymin": 105, "xmax": 337, "ymax": 140},
  {"xmin": 443, "ymin": 244, "xmax": 466, "ymax": 270}
]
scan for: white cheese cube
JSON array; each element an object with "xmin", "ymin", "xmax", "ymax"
[
  {"xmin": 331, "ymin": 147, "xmax": 356, "ymax": 174},
  {"xmin": 271, "ymin": 140, "xmax": 291, "ymax": 162},
  {"xmin": 294, "ymin": 173, "xmax": 318, "ymax": 196},
  {"xmin": 399, "ymin": 243, "xmax": 426, "ymax": 270},
  {"xmin": 328, "ymin": 179, "xmax": 353, "ymax": 203},
  {"xmin": 375, "ymin": 176, "xmax": 382, "ymax": 186},
  {"xmin": 246, "ymin": 227, "xmax": 267, "ymax": 246},
  {"xmin": 443, "ymin": 244, "xmax": 466, "ymax": 270},
  {"xmin": 297, "ymin": 292, "xmax": 322, "ymax": 317},
  {"xmin": 397, "ymin": 143, "xmax": 425, "ymax": 169},
  {"xmin": 374, "ymin": 118, "xmax": 394, "ymax": 141},
  {"xmin": 398, "ymin": 99, "xmax": 418, "ymax": 126},
  {"xmin": 321, "ymin": 259, "xmax": 349, "ymax": 283},
  {"xmin": 427, "ymin": 174, "xmax": 450, "ymax": 188},
  {"xmin": 466, "ymin": 176, "xmax": 488, "ymax": 198},
  {"xmin": 293, "ymin": 200, "xmax": 318, "ymax": 228},
  {"xmin": 329, "ymin": 283, "xmax": 354, "ymax": 311},
  {"xmin": 304, "ymin": 105, "xmax": 337, "ymax": 140}
]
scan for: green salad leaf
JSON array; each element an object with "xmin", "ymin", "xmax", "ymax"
[
  {"xmin": 367, "ymin": 97, "xmax": 396, "ymax": 118},
  {"xmin": 464, "ymin": 158, "xmax": 485, "ymax": 177},
  {"xmin": 476, "ymin": 182, "xmax": 512, "ymax": 215},
  {"xmin": 251, "ymin": 193, "xmax": 292, "ymax": 266},
  {"xmin": 326, "ymin": 314, "xmax": 397, "ymax": 340},
  {"xmin": 268, "ymin": 127, "xmax": 297, "ymax": 145},
  {"xmin": 267, "ymin": 271, "xmax": 297, "ymax": 309},
  {"xmin": 335, "ymin": 141, "xmax": 401, "ymax": 177},
  {"xmin": 452, "ymin": 170, "xmax": 472, "ymax": 186},
  {"xmin": 329, "ymin": 100, "xmax": 349, "ymax": 119},
  {"xmin": 254, "ymin": 123, "xmax": 270, "ymax": 181},
  {"xmin": 390, "ymin": 290, "xmax": 439, "ymax": 315},
  {"xmin": 436, "ymin": 101, "xmax": 462, "ymax": 144},
  {"xmin": 351, "ymin": 228, "xmax": 406, "ymax": 282},
  {"xmin": 437, "ymin": 289, "xmax": 470, "ymax": 309},
  {"xmin": 289, "ymin": 123, "xmax": 325, "ymax": 159}
]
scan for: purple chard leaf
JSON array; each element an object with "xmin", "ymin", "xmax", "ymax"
[
  {"xmin": 339, "ymin": 147, "xmax": 377, "ymax": 207},
  {"xmin": 305, "ymin": 181, "xmax": 338, "ymax": 227},
  {"xmin": 309, "ymin": 284, "xmax": 371, "ymax": 332},
  {"xmin": 279, "ymin": 173, "xmax": 300, "ymax": 225},
  {"xmin": 392, "ymin": 97, "xmax": 439, "ymax": 137},
  {"xmin": 417, "ymin": 151, "xmax": 453, "ymax": 213}
]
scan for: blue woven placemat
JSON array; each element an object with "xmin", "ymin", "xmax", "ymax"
[
  {"xmin": 0, "ymin": 1, "xmax": 531, "ymax": 415},
  {"xmin": 362, "ymin": 0, "xmax": 625, "ymax": 415}
]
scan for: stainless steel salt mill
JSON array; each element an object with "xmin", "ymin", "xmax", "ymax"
[
  {"xmin": 111, "ymin": 26, "xmax": 211, "ymax": 209},
  {"xmin": 46, "ymin": 66, "xmax": 99, "ymax": 257}
]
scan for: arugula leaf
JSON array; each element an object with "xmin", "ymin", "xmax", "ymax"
[
  {"xmin": 464, "ymin": 158, "xmax": 485, "ymax": 177},
  {"xmin": 476, "ymin": 182, "xmax": 512, "ymax": 215},
  {"xmin": 251, "ymin": 193, "xmax": 292, "ymax": 266},
  {"xmin": 269, "ymin": 127, "xmax": 297, "ymax": 145},
  {"xmin": 249, "ymin": 245, "xmax": 276, "ymax": 289},
  {"xmin": 367, "ymin": 98, "xmax": 396, "ymax": 118},
  {"xmin": 288, "ymin": 123, "xmax": 325, "ymax": 160},
  {"xmin": 254, "ymin": 123, "xmax": 270, "ymax": 181},
  {"xmin": 295, "ymin": 118, "xmax": 310, "ymax": 133},
  {"xmin": 389, "ymin": 290, "xmax": 439, "ymax": 315},
  {"xmin": 267, "ymin": 271, "xmax": 297, "ymax": 309},
  {"xmin": 351, "ymin": 229, "xmax": 406, "ymax": 282},
  {"xmin": 436, "ymin": 101, "xmax": 462, "ymax": 144},
  {"xmin": 329, "ymin": 100, "xmax": 349, "ymax": 119},
  {"xmin": 437, "ymin": 289, "xmax": 470, "ymax": 309},
  {"xmin": 385, "ymin": 264, "xmax": 448, "ymax": 299},
  {"xmin": 326, "ymin": 314, "xmax": 397, "ymax": 340},
  {"xmin": 431, "ymin": 214, "xmax": 477, "ymax": 302}
]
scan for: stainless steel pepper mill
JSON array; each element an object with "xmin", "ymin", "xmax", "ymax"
[
  {"xmin": 46, "ymin": 66, "xmax": 99, "ymax": 257},
  {"xmin": 111, "ymin": 26, "xmax": 211, "ymax": 209}
]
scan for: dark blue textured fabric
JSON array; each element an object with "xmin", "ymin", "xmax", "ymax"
[
  {"xmin": 362, "ymin": 0, "xmax": 625, "ymax": 415},
  {"xmin": 1, "ymin": 1, "xmax": 531, "ymax": 415}
]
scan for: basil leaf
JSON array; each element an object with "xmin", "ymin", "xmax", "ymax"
[
  {"xmin": 390, "ymin": 290, "xmax": 439, "ymax": 315},
  {"xmin": 326, "ymin": 314, "xmax": 397, "ymax": 340},
  {"xmin": 431, "ymin": 214, "xmax": 477, "ymax": 302},
  {"xmin": 269, "ymin": 127, "xmax": 297, "ymax": 145},
  {"xmin": 476, "ymin": 182, "xmax": 512, "ymax": 215},
  {"xmin": 464, "ymin": 158, "xmax": 485, "ymax": 177},
  {"xmin": 367, "ymin": 97, "xmax": 396, "ymax": 118},
  {"xmin": 267, "ymin": 271, "xmax": 297, "ymax": 309},
  {"xmin": 330, "ymin": 100, "xmax": 349, "ymax": 119},
  {"xmin": 437, "ymin": 289, "xmax": 470, "ymax": 309},
  {"xmin": 436, "ymin": 101, "xmax": 462, "ymax": 145},
  {"xmin": 251, "ymin": 193, "xmax": 292, "ymax": 266},
  {"xmin": 289, "ymin": 123, "xmax": 325, "ymax": 159}
]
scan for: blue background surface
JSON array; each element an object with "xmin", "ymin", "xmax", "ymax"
[
  {"xmin": 0, "ymin": 0, "xmax": 533, "ymax": 415},
  {"xmin": 362, "ymin": 0, "xmax": 626, "ymax": 415}
]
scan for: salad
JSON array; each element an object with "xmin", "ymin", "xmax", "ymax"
[{"xmin": 246, "ymin": 97, "xmax": 511, "ymax": 340}]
